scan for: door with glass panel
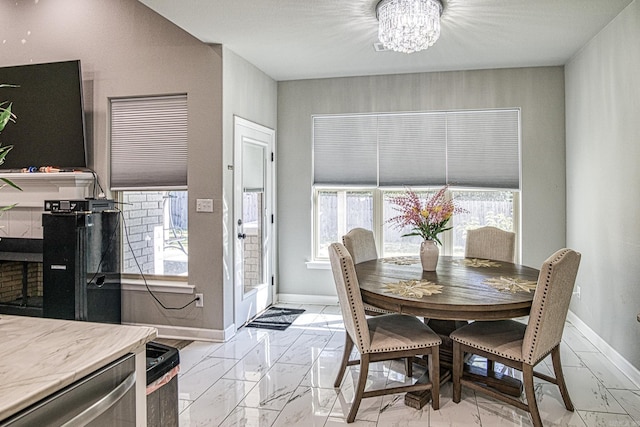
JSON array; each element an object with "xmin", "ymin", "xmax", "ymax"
[{"xmin": 233, "ymin": 117, "xmax": 275, "ymax": 328}]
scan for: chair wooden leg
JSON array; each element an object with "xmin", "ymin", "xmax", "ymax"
[
  {"xmin": 347, "ymin": 353, "xmax": 370, "ymax": 423},
  {"xmin": 487, "ymin": 358, "xmax": 495, "ymax": 374},
  {"xmin": 551, "ymin": 345, "xmax": 574, "ymax": 411},
  {"xmin": 405, "ymin": 358, "xmax": 413, "ymax": 378},
  {"xmin": 523, "ymin": 364, "xmax": 543, "ymax": 427},
  {"xmin": 430, "ymin": 348, "xmax": 440, "ymax": 410},
  {"xmin": 452, "ymin": 341, "xmax": 462, "ymax": 403},
  {"xmin": 335, "ymin": 334, "xmax": 354, "ymax": 388}
]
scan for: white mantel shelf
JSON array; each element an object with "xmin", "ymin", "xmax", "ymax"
[
  {"xmin": 0, "ymin": 172, "xmax": 94, "ymax": 239},
  {"xmin": 0, "ymin": 172, "xmax": 94, "ymax": 208}
]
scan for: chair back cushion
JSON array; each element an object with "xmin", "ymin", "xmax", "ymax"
[
  {"xmin": 465, "ymin": 226, "xmax": 516, "ymax": 263},
  {"xmin": 523, "ymin": 248, "xmax": 581, "ymax": 364},
  {"xmin": 342, "ymin": 228, "xmax": 378, "ymax": 264},
  {"xmin": 329, "ymin": 242, "xmax": 371, "ymax": 352}
]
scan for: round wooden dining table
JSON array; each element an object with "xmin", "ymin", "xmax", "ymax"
[
  {"xmin": 354, "ymin": 255, "xmax": 540, "ymax": 408},
  {"xmin": 355, "ymin": 256, "xmax": 539, "ymax": 321}
]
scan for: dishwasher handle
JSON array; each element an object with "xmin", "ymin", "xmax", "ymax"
[{"xmin": 60, "ymin": 371, "xmax": 136, "ymax": 427}]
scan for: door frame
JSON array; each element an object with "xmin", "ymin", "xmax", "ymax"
[{"xmin": 233, "ymin": 116, "xmax": 276, "ymax": 329}]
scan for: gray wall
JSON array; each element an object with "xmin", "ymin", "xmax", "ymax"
[
  {"xmin": 1, "ymin": 0, "xmax": 227, "ymax": 331},
  {"xmin": 277, "ymin": 67, "xmax": 567, "ymax": 297},
  {"xmin": 566, "ymin": 0, "xmax": 640, "ymax": 369},
  {"xmin": 222, "ymin": 48, "xmax": 278, "ymax": 328}
]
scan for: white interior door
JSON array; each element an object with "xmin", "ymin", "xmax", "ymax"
[{"xmin": 233, "ymin": 116, "xmax": 275, "ymax": 328}]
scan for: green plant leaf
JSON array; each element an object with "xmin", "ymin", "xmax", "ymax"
[
  {"xmin": 0, "ymin": 103, "xmax": 12, "ymax": 132},
  {"xmin": 0, "ymin": 144, "xmax": 14, "ymax": 165},
  {"xmin": 1, "ymin": 177, "xmax": 21, "ymax": 191}
]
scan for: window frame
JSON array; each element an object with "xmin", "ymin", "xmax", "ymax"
[
  {"xmin": 110, "ymin": 94, "xmax": 189, "ymax": 285},
  {"xmin": 312, "ymin": 186, "xmax": 520, "ymax": 263},
  {"xmin": 116, "ymin": 189, "xmax": 189, "ymax": 283}
]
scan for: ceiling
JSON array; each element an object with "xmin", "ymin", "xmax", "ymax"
[{"xmin": 138, "ymin": 0, "xmax": 633, "ymax": 82}]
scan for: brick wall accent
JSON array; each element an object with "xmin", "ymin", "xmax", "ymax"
[
  {"xmin": 122, "ymin": 192, "xmax": 164, "ymax": 275},
  {"xmin": 0, "ymin": 262, "xmax": 43, "ymax": 303}
]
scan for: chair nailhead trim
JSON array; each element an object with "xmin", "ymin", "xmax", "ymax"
[
  {"xmin": 453, "ymin": 249, "xmax": 573, "ymax": 366},
  {"xmin": 336, "ymin": 244, "xmax": 440, "ymax": 354},
  {"xmin": 525, "ymin": 249, "xmax": 570, "ymax": 365}
]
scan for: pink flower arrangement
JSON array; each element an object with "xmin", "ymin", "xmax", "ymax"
[{"xmin": 387, "ymin": 186, "xmax": 464, "ymax": 245}]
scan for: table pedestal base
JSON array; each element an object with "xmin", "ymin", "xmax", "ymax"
[
  {"xmin": 403, "ymin": 320, "xmax": 524, "ymax": 409},
  {"xmin": 404, "ymin": 368, "xmax": 451, "ymax": 409}
]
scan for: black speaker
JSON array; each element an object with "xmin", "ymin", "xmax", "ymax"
[{"xmin": 42, "ymin": 210, "xmax": 121, "ymax": 323}]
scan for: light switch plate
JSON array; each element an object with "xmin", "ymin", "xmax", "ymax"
[{"xmin": 196, "ymin": 198, "xmax": 214, "ymax": 212}]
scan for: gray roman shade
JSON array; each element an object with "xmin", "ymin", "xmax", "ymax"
[
  {"xmin": 313, "ymin": 115, "xmax": 378, "ymax": 185},
  {"xmin": 110, "ymin": 95, "xmax": 188, "ymax": 190},
  {"xmin": 446, "ymin": 109, "xmax": 520, "ymax": 188},
  {"xmin": 378, "ymin": 113, "xmax": 447, "ymax": 186},
  {"xmin": 313, "ymin": 109, "xmax": 520, "ymax": 189}
]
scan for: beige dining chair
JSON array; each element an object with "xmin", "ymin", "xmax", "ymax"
[
  {"xmin": 462, "ymin": 225, "xmax": 517, "ymax": 372},
  {"xmin": 329, "ymin": 243, "xmax": 442, "ymax": 423},
  {"xmin": 465, "ymin": 226, "xmax": 516, "ymax": 263},
  {"xmin": 342, "ymin": 228, "xmax": 418, "ymax": 377},
  {"xmin": 342, "ymin": 228, "xmax": 392, "ymax": 316},
  {"xmin": 342, "ymin": 227, "xmax": 378, "ymax": 264},
  {"xmin": 450, "ymin": 248, "xmax": 581, "ymax": 427}
]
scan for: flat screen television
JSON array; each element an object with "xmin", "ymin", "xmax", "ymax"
[{"xmin": 0, "ymin": 60, "xmax": 87, "ymax": 170}]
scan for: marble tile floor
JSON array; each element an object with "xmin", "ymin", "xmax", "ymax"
[{"xmin": 177, "ymin": 304, "xmax": 640, "ymax": 426}]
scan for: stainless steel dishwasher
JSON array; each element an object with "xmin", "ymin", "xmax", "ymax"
[{"xmin": 1, "ymin": 353, "xmax": 136, "ymax": 426}]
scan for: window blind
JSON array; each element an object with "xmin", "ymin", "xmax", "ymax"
[
  {"xmin": 312, "ymin": 115, "xmax": 378, "ymax": 185},
  {"xmin": 446, "ymin": 110, "xmax": 520, "ymax": 189},
  {"xmin": 110, "ymin": 95, "xmax": 188, "ymax": 190},
  {"xmin": 312, "ymin": 109, "xmax": 520, "ymax": 189},
  {"xmin": 378, "ymin": 113, "xmax": 447, "ymax": 186}
]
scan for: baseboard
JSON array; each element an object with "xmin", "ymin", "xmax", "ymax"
[
  {"xmin": 277, "ymin": 293, "xmax": 339, "ymax": 306},
  {"xmin": 122, "ymin": 321, "xmax": 236, "ymax": 343},
  {"xmin": 567, "ymin": 310, "xmax": 640, "ymax": 388}
]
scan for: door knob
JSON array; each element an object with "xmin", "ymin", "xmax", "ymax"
[{"xmin": 238, "ymin": 233, "xmax": 246, "ymax": 239}]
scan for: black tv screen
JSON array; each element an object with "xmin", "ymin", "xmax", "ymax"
[{"xmin": 0, "ymin": 60, "xmax": 87, "ymax": 170}]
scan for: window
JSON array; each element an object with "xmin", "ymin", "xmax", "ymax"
[
  {"xmin": 315, "ymin": 190, "xmax": 373, "ymax": 259},
  {"xmin": 312, "ymin": 108, "xmax": 520, "ymax": 262},
  {"xmin": 450, "ymin": 190, "xmax": 516, "ymax": 256},
  {"xmin": 110, "ymin": 95, "xmax": 188, "ymax": 279},
  {"xmin": 313, "ymin": 187, "xmax": 518, "ymax": 261},
  {"xmin": 120, "ymin": 190, "xmax": 188, "ymax": 277}
]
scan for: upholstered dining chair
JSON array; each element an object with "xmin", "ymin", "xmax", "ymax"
[
  {"xmin": 329, "ymin": 243, "xmax": 442, "ymax": 423},
  {"xmin": 462, "ymin": 226, "xmax": 517, "ymax": 372},
  {"xmin": 450, "ymin": 248, "xmax": 581, "ymax": 427},
  {"xmin": 465, "ymin": 226, "xmax": 516, "ymax": 263},
  {"xmin": 342, "ymin": 227, "xmax": 378, "ymax": 264},
  {"xmin": 342, "ymin": 228, "xmax": 392, "ymax": 317},
  {"xmin": 342, "ymin": 228, "xmax": 419, "ymax": 377}
]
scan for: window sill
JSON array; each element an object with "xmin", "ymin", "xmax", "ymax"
[
  {"xmin": 121, "ymin": 278, "xmax": 194, "ymax": 294},
  {"xmin": 305, "ymin": 261, "xmax": 331, "ymax": 270}
]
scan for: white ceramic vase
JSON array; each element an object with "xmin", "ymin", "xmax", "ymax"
[{"xmin": 420, "ymin": 239, "xmax": 439, "ymax": 271}]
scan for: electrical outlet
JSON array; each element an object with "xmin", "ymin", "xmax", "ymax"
[
  {"xmin": 195, "ymin": 293, "xmax": 204, "ymax": 307},
  {"xmin": 574, "ymin": 286, "xmax": 581, "ymax": 300}
]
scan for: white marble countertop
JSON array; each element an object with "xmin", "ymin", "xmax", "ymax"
[{"xmin": 0, "ymin": 315, "xmax": 157, "ymax": 421}]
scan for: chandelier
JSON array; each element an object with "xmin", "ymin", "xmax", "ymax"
[{"xmin": 376, "ymin": 0, "xmax": 443, "ymax": 54}]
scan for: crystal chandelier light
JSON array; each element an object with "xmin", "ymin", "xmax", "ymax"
[{"xmin": 376, "ymin": 0, "xmax": 443, "ymax": 54}]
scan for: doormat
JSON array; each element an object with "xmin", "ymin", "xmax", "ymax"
[{"xmin": 245, "ymin": 307, "xmax": 306, "ymax": 331}]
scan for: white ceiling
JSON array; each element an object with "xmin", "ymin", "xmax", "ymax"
[{"xmin": 139, "ymin": 0, "xmax": 633, "ymax": 82}]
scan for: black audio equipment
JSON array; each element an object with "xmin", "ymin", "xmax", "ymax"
[
  {"xmin": 44, "ymin": 198, "xmax": 115, "ymax": 213},
  {"xmin": 42, "ymin": 209, "xmax": 121, "ymax": 323}
]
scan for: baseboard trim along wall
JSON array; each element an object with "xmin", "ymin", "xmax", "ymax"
[
  {"xmin": 277, "ymin": 293, "xmax": 339, "ymax": 306},
  {"xmin": 567, "ymin": 311, "xmax": 640, "ymax": 388},
  {"xmin": 123, "ymin": 322, "xmax": 236, "ymax": 343}
]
